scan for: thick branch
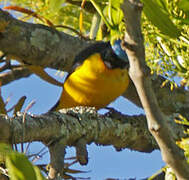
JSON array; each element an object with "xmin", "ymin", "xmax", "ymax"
[
  {"xmin": 0, "ymin": 9, "xmax": 89, "ymax": 71},
  {"xmin": 121, "ymin": 0, "xmax": 189, "ymax": 179},
  {"xmin": 0, "ymin": 108, "xmax": 159, "ymax": 153},
  {"xmin": 0, "ymin": 108, "xmax": 186, "ymax": 153}
]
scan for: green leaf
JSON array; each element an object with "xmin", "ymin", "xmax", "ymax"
[
  {"xmin": 6, "ymin": 152, "xmax": 37, "ymax": 180},
  {"xmin": 141, "ymin": 0, "xmax": 180, "ymax": 38},
  {"xmin": 0, "ymin": 143, "xmax": 12, "ymax": 164},
  {"xmin": 111, "ymin": 7, "xmax": 123, "ymax": 25},
  {"xmin": 49, "ymin": 0, "xmax": 65, "ymax": 12},
  {"xmin": 112, "ymin": 0, "xmax": 123, "ymax": 8},
  {"xmin": 33, "ymin": 166, "xmax": 45, "ymax": 180},
  {"xmin": 100, "ymin": 0, "xmax": 125, "ymax": 41},
  {"xmin": 155, "ymin": 0, "xmax": 169, "ymax": 11},
  {"xmin": 110, "ymin": 1, "xmax": 124, "ymax": 26},
  {"xmin": 0, "ymin": 145, "xmax": 45, "ymax": 180},
  {"xmin": 178, "ymin": 0, "xmax": 189, "ymax": 12},
  {"xmin": 90, "ymin": 0, "xmax": 112, "ymax": 29},
  {"xmin": 96, "ymin": 24, "xmax": 103, "ymax": 40},
  {"xmin": 110, "ymin": 28, "xmax": 122, "ymax": 44},
  {"xmin": 0, "ymin": 143, "xmax": 12, "ymax": 154}
]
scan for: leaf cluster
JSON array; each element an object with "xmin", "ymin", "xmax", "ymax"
[
  {"xmin": 176, "ymin": 115, "xmax": 189, "ymax": 164},
  {"xmin": 142, "ymin": 0, "xmax": 189, "ymax": 86}
]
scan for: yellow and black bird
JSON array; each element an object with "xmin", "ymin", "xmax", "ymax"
[{"xmin": 51, "ymin": 40, "xmax": 129, "ymax": 111}]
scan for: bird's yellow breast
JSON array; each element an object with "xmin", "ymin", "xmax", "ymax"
[{"xmin": 56, "ymin": 53, "xmax": 129, "ymax": 110}]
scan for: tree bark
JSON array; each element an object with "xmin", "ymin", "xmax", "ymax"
[
  {"xmin": 0, "ymin": 9, "xmax": 89, "ymax": 71},
  {"xmin": 0, "ymin": 108, "xmax": 160, "ymax": 152},
  {"xmin": 121, "ymin": 0, "xmax": 189, "ymax": 179}
]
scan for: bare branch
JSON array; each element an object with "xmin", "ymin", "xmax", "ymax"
[{"xmin": 121, "ymin": 0, "xmax": 189, "ymax": 179}]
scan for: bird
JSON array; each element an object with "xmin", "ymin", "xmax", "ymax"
[{"xmin": 51, "ymin": 40, "xmax": 129, "ymax": 111}]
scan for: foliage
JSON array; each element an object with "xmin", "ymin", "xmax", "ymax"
[
  {"xmin": 0, "ymin": 143, "xmax": 45, "ymax": 180},
  {"xmin": 142, "ymin": 0, "xmax": 189, "ymax": 86},
  {"xmin": 176, "ymin": 115, "xmax": 189, "ymax": 164}
]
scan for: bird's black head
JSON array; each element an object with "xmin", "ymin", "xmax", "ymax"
[{"xmin": 101, "ymin": 40, "xmax": 129, "ymax": 69}]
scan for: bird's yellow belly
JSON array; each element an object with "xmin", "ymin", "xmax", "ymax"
[{"xmin": 57, "ymin": 54, "xmax": 129, "ymax": 109}]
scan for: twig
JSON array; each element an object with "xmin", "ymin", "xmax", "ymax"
[{"xmin": 21, "ymin": 100, "xmax": 35, "ymax": 152}]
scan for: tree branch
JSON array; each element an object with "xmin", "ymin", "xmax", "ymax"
[
  {"xmin": 0, "ymin": 66, "xmax": 31, "ymax": 85},
  {"xmin": 0, "ymin": 108, "xmax": 186, "ymax": 152},
  {"xmin": 0, "ymin": 9, "xmax": 90, "ymax": 71},
  {"xmin": 121, "ymin": 0, "xmax": 189, "ymax": 179},
  {"xmin": 0, "ymin": 107, "xmax": 186, "ymax": 177},
  {"xmin": 1, "ymin": 108, "xmax": 158, "ymax": 152}
]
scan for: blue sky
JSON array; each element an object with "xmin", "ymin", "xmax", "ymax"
[{"xmin": 2, "ymin": 68, "xmax": 165, "ymax": 179}]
